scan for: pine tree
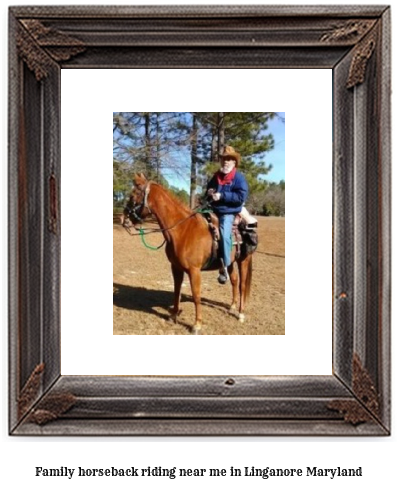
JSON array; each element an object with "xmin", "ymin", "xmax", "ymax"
[
  {"xmin": 196, "ymin": 112, "xmax": 277, "ymax": 195},
  {"xmin": 113, "ymin": 112, "xmax": 281, "ymax": 209}
]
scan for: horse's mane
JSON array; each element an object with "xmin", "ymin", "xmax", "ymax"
[{"xmin": 150, "ymin": 182, "xmax": 193, "ymax": 214}]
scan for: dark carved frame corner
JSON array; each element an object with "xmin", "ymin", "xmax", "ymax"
[{"xmin": 9, "ymin": 5, "xmax": 391, "ymax": 436}]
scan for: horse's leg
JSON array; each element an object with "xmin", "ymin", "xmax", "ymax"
[
  {"xmin": 188, "ymin": 267, "xmax": 202, "ymax": 335},
  {"xmin": 170, "ymin": 264, "xmax": 184, "ymax": 323},
  {"xmin": 237, "ymin": 256, "xmax": 252, "ymax": 323},
  {"xmin": 228, "ymin": 262, "xmax": 239, "ymax": 313}
]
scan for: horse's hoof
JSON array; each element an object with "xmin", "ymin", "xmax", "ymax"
[
  {"xmin": 191, "ymin": 324, "xmax": 201, "ymax": 335},
  {"xmin": 168, "ymin": 313, "xmax": 177, "ymax": 324},
  {"xmin": 229, "ymin": 304, "xmax": 237, "ymax": 313},
  {"xmin": 168, "ymin": 308, "xmax": 182, "ymax": 323},
  {"xmin": 238, "ymin": 313, "xmax": 245, "ymax": 323}
]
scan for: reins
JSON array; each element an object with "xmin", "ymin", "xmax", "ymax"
[
  {"xmin": 124, "ymin": 209, "xmax": 199, "ymax": 236},
  {"xmin": 123, "ymin": 180, "xmax": 213, "ymax": 251},
  {"xmin": 122, "ymin": 221, "xmax": 163, "ymax": 249},
  {"xmin": 123, "ymin": 205, "xmax": 214, "ymax": 251}
]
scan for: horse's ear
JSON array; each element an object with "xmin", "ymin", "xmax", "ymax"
[{"xmin": 133, "ymin": 173, "xmax": 147, "ymax": 188}]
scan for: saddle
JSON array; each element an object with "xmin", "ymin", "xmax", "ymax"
[
  {"xmin": 232, "ymin": 213, "xmax": 258, "ymax": 257},
  {"xmin": 202, "ymin": 211, "xmax": 258, "ymax": 271}
]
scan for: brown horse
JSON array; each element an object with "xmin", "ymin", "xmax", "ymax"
[{"xmin": 123, "ymin": 173, "xmax": 254, "ymax": 335}]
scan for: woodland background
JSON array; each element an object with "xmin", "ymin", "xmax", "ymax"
[{"xmin": 113, "ymin": 112, "xmax": 285, "ymax": 215}]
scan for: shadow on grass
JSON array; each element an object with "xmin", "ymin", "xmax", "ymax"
[{"xmin": 113, "ymin": 282, "xmax": 234, "ymax": 328}]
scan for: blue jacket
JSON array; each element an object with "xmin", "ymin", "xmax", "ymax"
[{"xmin": 207, "ymin": 171, "xmax": 248, "ymax": 214}]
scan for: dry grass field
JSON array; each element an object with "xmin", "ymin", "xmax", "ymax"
[{"xmin": 113, "ymin": 216, "xmax": 285, "ymax": 335}]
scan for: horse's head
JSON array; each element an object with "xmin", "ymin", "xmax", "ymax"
[{"xmin": 123, "ymin": 173, "xmax": 152, "ymax": 228}]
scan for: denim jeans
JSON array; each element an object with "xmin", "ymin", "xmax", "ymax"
[{"xmin": 218, "ymin": 213, "xmax": 235, "ymax": 268}]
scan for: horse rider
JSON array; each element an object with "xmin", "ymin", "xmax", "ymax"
[{"xmin": 207, "ymin": 145, "xmax": 249, "ymax": 284}]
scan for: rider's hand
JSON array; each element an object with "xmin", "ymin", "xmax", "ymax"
[{"xmin": 212, "ymin": 192, "xmax": 221, "ymax": 201}]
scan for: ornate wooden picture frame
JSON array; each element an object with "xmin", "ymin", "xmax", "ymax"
[{"xmin": 9, "ymin": 5, "xmax": 391, "ymax": 435}]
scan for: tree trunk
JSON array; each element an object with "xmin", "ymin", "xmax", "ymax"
[
  {"xmin": 144, "ymin": 112, "xmax": 151, "ymax": 175},
  {"xmin": 211, "ymin": 120, "xmax": 218, "ymax": 162},
  {"xmin": 190, "ymin": 113, "xmax": 198, "ymax": 208},
  {"xmin": 218, "ymin": 112, "xmax": 225, "ymax": 155},
  {"xmin": 155, "ymin": 112, "xmax": 160, "ymax": 182}
]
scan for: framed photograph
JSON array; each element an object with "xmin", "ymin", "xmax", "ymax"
[
  {"xmin": 111, "ymin": 109, "xmax": 287, "ymax": 338},
  {"xmin": 9, "ymin": 5, "xmax": 391, "ymax": 435}
]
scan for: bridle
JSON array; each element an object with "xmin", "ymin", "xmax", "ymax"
[
  {"xmin": 123, "ymin": 182, "xmax": 152, "ymax": 226},
  {"xmin": 122, "ymin": 181, "xmax": 209, "ymax": 243}
]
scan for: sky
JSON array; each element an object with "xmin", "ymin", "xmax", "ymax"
[{"xmin": 261, "ymin": 112, "xmax": 285, "ymax": 183}]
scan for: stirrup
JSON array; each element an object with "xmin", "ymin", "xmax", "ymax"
[{"xmin": 217, "ymin": 267, "xmax": 229, "ymax": 285}]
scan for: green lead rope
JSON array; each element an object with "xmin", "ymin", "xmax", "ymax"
[
  {"xmin": 137, "ymin": 206, "xmax": 224, "ymax": 252},
  {"xmin": 139, "ymin": 227, "xmax": 166, "ymax": 250}
]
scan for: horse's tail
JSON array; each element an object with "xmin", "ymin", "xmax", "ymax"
[{"xmin": 244, "ymin": 254, "xmax": 253, "ymax": 303}]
